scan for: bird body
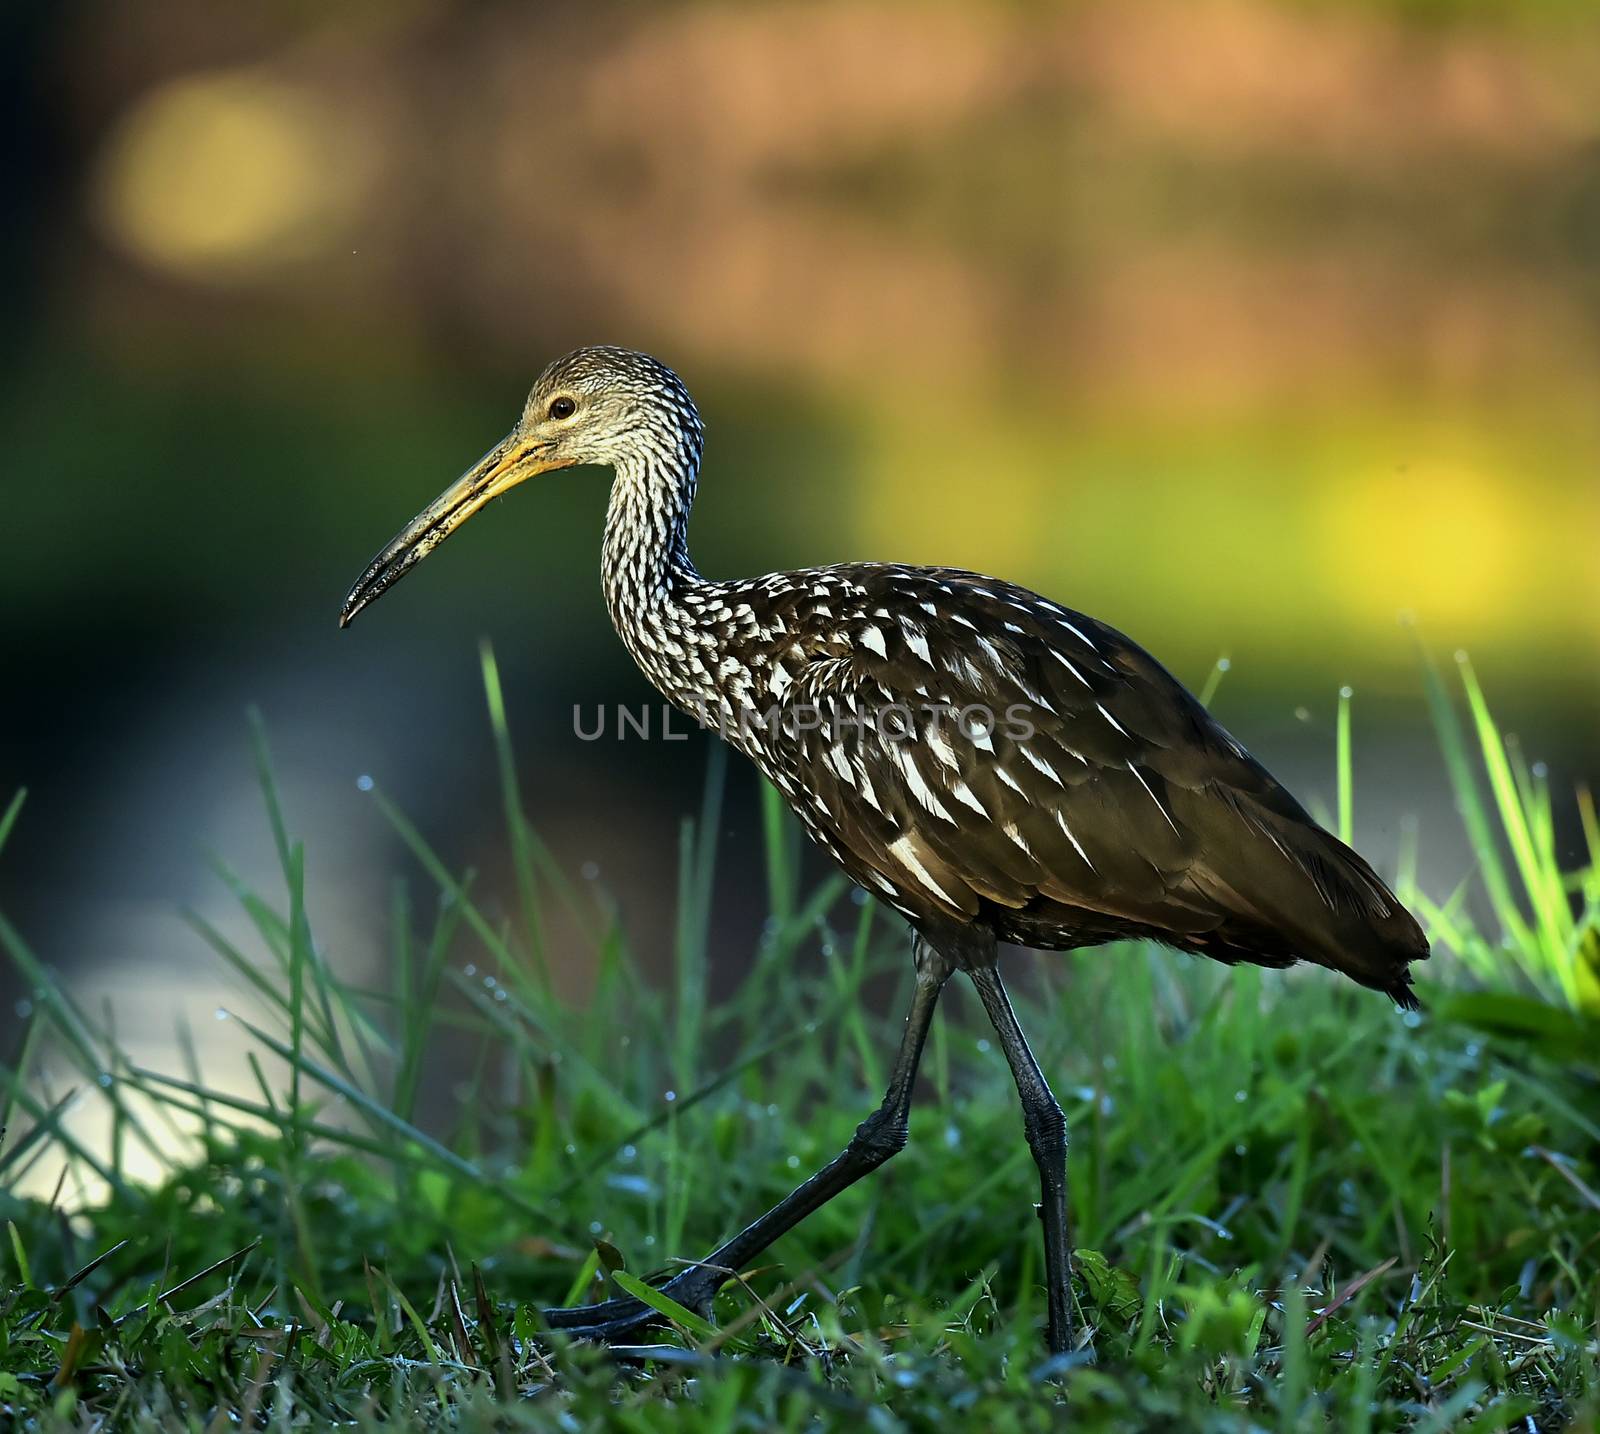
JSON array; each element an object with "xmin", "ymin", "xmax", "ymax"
[
  {"xmin": 342, "ymin": 345, "xmax": 1428, "ymax": 1354},
  {"xmin": 609, "ymin": 555, "xmax": 1422, "ymax": 1004}
]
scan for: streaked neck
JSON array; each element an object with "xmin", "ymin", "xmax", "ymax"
[{"xmin": 601, "ymin": 448, "xmax": 717, "ymax": 709}]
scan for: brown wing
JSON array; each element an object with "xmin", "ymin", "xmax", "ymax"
[{"xmin": 757, "ymin": 565, "xmax": 1427, "ymax": 1005}]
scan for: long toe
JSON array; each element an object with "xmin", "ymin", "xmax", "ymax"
[
  {"xmin": 541, "ymin": 1267, "xmax": 723, "ymax": 1342},
  {"xmin": 541, "ymin": 1292, "xmax": 653, "ymax": 1331},
  {"xmin": 545, "ymin": 1306, "xmax": 660, "ymax": 1345}
]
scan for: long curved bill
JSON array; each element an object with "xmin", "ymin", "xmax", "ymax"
[{"xmin": 339, "ymin": 434, "xmax": 556, "ymax": 628}]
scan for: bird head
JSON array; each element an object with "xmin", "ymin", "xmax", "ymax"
[{"xmin": 339, "ymin": 346, "xmax": 700, "ymax": 628}]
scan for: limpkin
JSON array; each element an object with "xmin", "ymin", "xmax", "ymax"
[{"xmin": 341, "ymin": 346, "xmax": 1428, "ymax": 1355}]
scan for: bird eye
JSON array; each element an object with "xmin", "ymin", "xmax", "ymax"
[{"xmin": 548, "ymin": 397, "xmax": 577, "ymax": 421}]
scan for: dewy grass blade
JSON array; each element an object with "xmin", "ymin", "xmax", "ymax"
[
  {"xmin": 1458, "ymin": 655, "xmax": 1574, "ymax": 1001},
  {"xmin": 673, "ymin": 743, "xmax": 725, "ymax": 1092},
  {"xmin": 0, "ymin": 997, "xmax": 44, "ymax": 1145},
  {"xmin": 286, "ymin": 842, "xmax": 307, "ymax": 1154},
  {"xmin": 0, "ymin": 788, "xmax": 26, "ymax": 859},
  {"xmin": 558, "ymin": 1245, "xmax": 601, "ymax": 1310},
  {"xmin": 0, "ymin": 1076, "xmax": 124, "ymax": 1196},
  {"xmin": 1197, "ymin": 654, "xmax": 1231, "ymax": 709},
  {"xmin": 1578, "ymin": 786, "xmax": 1600, "ymax": 874},
  {"xmin": 371, "ymin": 786, "xmax": 563, "ymax": 1031},
  {"xmin": 1336, "ymin": 685, "xmax": 1354, "ymax": 846},
  {"xmin": 138, "ymin": 1239, "xmax": 261, "ymax": 1320},
  {"xmin": 479, "ymin": 640, "xmax": 550, "ymax": 993},
  {"xmin": 1395, "ymin": 812, "xmax": 1420, "ymax": 904},
  {"xmin": 0, "ymin": 1083, "xmax": 74, "ymax": 1181},
  {"xmin": 247, "ymin": 713, "xmax": 356, "ymax": 1077},
  {"xmin": 394, "ymin": 882, "xmax": 467, "ymax": 1126},
  {"xmin": 124, "ymin": 1065, "xmax": 488, "ymax": 1176},
  {"xmin": 193, "ymin": 866, "xmax": 393, "ymax": 1076},
  {"xmin": 227, "ymin": 1010, "xmax": 553, "ymax": 1220},
  {"xmin": 203, "ymin": 854, "xmax": 293, "ymax": 973},
  {"xmin": 8, "ymin": 1219, "xmax": 35, "ymax": 1288},
  {"xmin": 1418, "ymin": 645, "xmax": 1532, "ymax": 954},
  {"xmin": 49, "ymin": 1238, "xmax": 129, "ymax": 1304},
  {"xmin": 547, "ymin": 1015, "xmax": 828, "ymax": 1202},
  {"xmin": 247, "ymin": 707, "xmax": 293, "ymax": 880},
  {"xmin": 608, "ymin": 1269, "xmax": 717, "ymax": 1340},
  {"xmin": 0, "ymin": 914, "xmax": 170, "ymax": 1176},
  {"xmin": 181, "ymin": 907, "xmax": 300, "ymax": 1026},
  {"xmin": 760, "ymin": 776, "xmax": 796, "ymax": 928},
  {"xmin": 444, "ymin": 966, "xmax": 638, "ymax": 1127}
]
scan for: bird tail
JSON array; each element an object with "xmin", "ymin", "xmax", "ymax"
[{"xmin": 1193, "ymin": 788, "xmax": 1430, "ymax": 1008}]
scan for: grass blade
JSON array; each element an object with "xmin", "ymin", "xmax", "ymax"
[
  {"xmin": 608, "ymin": 1269, "xmax": 717, "ymax": 1340},
  {"xmin": 480, "ymin": 640, "xmax": 550, "ymax": 993},
  {"xmin": 0, "ymin": 788, "xmax": 25, "ymax": 859}
]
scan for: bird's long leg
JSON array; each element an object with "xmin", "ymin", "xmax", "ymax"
[
  {"xmin": 541, "ymin": 943, "xmax": 953, "ymax": 1341},
  {"xmin": 966, "ymin": 962, "xmax": 1074, "ymax": 1356}
]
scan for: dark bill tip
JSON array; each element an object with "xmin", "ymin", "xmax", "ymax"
[
  {"xmin": 337, "ymin": 431, "xmax": 539, "ymax": 631},
  {"xmin": 338, "ymin": 538, "xmax": 428, "ymax": 630},
  {"xmin": 338, "ymin": 509, "xmax": 445, "ymax": 629}
]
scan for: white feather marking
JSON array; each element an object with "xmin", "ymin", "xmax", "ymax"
[
  {"xmin": 1096, "ymin": 702, "xmax": 1129, "ymax": 737},
  {"xmin": 996, "ymin": 766, "xmax": 1025, "ymax": 796},
  {"xmin": 768, "ymin": 664, "xmax": 792, "ymax": 698},
  {"xmin": 925, "ymin": 723, "xmax": 960, "ymax": 770},
  {"xmin": 976, "ymin": 635, "xmax": 1009, "ymax": 672},
  {"xmin": 860, "ymin": 624, "xmax": 888, "ymax": 659},
  {"xmin": 887, "ymin": 835, "xmax": 959, "ymax": 902},
  {"xmin": 968, "ymin": 636, "xmax": 1055, "ymax": 708},
  {"xmin": 827, "ymin": 744, "xmax": 854, "ymax": 784},
  {"xmin": 1059, "ymin": 617, "xmax": 1098, "ymax": 650},
  {"xmin": 902, "ymin": 622, "xmax": 932, "ymax": 665},
  {"xmin": 1018, "ymin": 744, "xmax": 1064, "ymax": 788},
  {"xmin": 949, "ymin": 778, "xmax": 988, "ymax": 817},
  {"xmin": 1049, "ymin": 649, "xmax": 1091, "ymax": 688},
  {"xmin": 1128, "ymin": 762, "xmax": 1180, "ymax": 834},
  {"xmin": 893, "ymin": 745, "xmax": 955, "ymax": 821},
  {"xmin": 1054, "ymin": 808, "xmax": 1096, "ymax": 870},
  {"xmin": 948, "ymin": 653, "xmax": 985, "ymax": 687},
  {"xmin": 1002, "ymin": 820, "xmax": 1033, "ymax": 857},
  {"xmin": 1015, "ymin": 677, "xmax": 1057, "ymax": 715}
]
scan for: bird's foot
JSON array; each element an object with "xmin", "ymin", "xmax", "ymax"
[{"xmin": 539, "ymin": 1265, "xmax": 723, "ymax": 1344}]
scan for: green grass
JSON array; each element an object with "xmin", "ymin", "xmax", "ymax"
[{"xmin": 1, "ymin": 650, "xmax": 1597, "ymax": 1431}]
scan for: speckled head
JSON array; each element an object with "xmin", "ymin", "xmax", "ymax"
[
  {"xmin": 520, "ymin": 346, "xmax": 703, "ymax": 476},
  {"xmin": 339, "ymin": 346, "xmax": 703, "ymax": 628}
]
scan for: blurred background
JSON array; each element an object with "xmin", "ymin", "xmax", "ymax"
[{"xmin": 3, "ymin": 0, "xmax": 1598, "ymax": 1173}]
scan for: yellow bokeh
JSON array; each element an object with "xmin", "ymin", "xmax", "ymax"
[
  {"xmin": 1316, "ymin": 460, "xmax": 1521, "ymax": 633},
  {"xmin": 94, "ymin": 69, "xmax": 351, "ymax": 278}
]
